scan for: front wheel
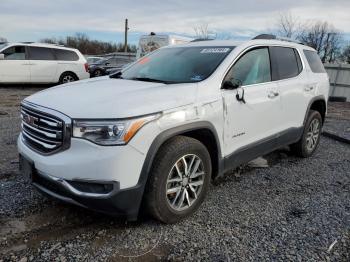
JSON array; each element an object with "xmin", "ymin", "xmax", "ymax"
[
  {"xmin": 144, "ymin": 136, "xmax": 211, "ymax": 223},
  {"xmin": 290, "ymin": 110, "xmax": 322, "ymax": 157}
]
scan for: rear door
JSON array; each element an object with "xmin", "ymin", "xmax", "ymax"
[
  {"xmin": 28, "ymin": 46, "xmax": 57, "ymax": 83},
  {"xmin": 0, "ymin": 45, "xmax": 30, "ymax": 83},
  {"xmin": 269, "ymin": 46, "xmax": 308, "ymax": 129},
  {"xmin": 222, "ymin": 47, "xmax": 282, "ymax": 157}
]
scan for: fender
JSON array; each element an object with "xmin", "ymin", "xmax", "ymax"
[
  {"xmin": 303, "ymin": 95, "xmax": 327, "ymax": 125},
  {"xmin": 138, "ymin": 121, "xmax": 223, "ymax": 186}
]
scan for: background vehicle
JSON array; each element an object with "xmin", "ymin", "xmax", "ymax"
[
  {"xmin": 0, "ymin": 43, "xmax": 89, "ymax": 84},
  {"xmin": 86, "ymin": 56, "xmax": 104, "ymax": 65},
  {"xmin": 136, "ymin": 32, "xmax": 193, "ymax": 59},
  {"xmin": 18, "ymin": 35, "xmax": 329, "ymax": 223},
  {"xmin": 88, "ymin": 56, "xmax": 134, "ymax": 77}
]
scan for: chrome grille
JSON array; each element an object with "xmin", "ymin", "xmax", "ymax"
[{"xmin": 20, "ymin": 102, "xmax": 71, "ymax": 154}]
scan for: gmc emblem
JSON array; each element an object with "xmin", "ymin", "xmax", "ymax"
[{"xmin": 23, "ymin": 113, "xmax": 38, "ymax": 127}]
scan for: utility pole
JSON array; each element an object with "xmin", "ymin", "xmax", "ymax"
[{"xmin": 124, "ymin": 19, "xmax": 129, "ymax": 53}]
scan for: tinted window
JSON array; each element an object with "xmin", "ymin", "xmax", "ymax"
[
  {"xmin": 28, "ymin": 47, "xmax": 55, "ymax": 60},
  {"xmin": 54, "ymin": 49, "xmax": 79, "ymax": 61},
  {"xmin": 225, "ymin": 47, "xmax": 271, "ymax": 86},
  {"xmin": 122, "ymin": 46, "xmax": 234, "ymax": 83},
  {"xmin": 303, "ymin": 50, "xmax": 326, "ymax": 73},
  {"xmin": 269, "ymin": 47, "xmax": 299, "ymax": 80},
  {"xmin": 2, "ymin": 46, "xmax": 26, "ymax": 60}
]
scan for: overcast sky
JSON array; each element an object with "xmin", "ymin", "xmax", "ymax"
[{"xmin": 1, "ymin": 0, "xmax": 349, "ymax": 44}]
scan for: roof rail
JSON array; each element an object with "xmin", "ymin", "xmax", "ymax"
[{"xmin": 252, "ymin": 34, "xmax": 303, "ymax": 45}]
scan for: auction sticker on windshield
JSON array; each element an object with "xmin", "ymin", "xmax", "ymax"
[{"xmin": 200, "ymin": 48, "xmax": 230, "ymax": 53}]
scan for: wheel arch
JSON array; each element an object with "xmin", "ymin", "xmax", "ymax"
[
  {"xmin": 304, "ymin": 95, "xmax": 327, "ymax": 124},
  {"xmin": 59, "ymin": 71, "xmax": 79, "ymax": 83},
  {"xmin": 137, "ymin": 122, "xmax": 223, "ymax": 194}
]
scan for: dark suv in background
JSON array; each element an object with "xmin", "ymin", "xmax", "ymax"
[{"xmin": 88, "ymin": 56, "xmax": 134, "ymax": 77}]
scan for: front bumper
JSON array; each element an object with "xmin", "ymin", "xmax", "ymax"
[
  {"xmin": 18, "ymin": 134, "xmax": 147, "ymax": 220},
  {"xmin": 28, "ymin": 163, "xmax": 144, "ymax": 220}
]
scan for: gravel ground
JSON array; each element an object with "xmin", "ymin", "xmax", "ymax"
[
  {"xmin": 324, "ymin": 102, "xmax": 350, "ymax": 141},
  {"xmin": 0, "ymin": 87, "xmax": 349, "ymax": 261}
]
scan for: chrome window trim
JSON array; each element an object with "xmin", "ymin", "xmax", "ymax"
[
  {"xmin": 21, "ymin": 100, "xmax": 71, "ymax": 155},
  {"xmin": 221, "ymin": 43, "xmax": 305, "ymax": 88}
]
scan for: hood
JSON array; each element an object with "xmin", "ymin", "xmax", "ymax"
[{"xmin": 25, "ymin": 77, "xmax": 197, "ymax": 118}]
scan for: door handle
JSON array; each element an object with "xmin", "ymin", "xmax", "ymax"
[{"xmin": 268, "ymin": 91, "xmax": 279, "ymax": 99}]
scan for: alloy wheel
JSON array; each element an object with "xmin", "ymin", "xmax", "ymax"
[
  {"xmin": 62, "ymin": 75, "xmax": 75, "ymax": 83},
  {"xmin": 306, "ymin": 118, "xmax": 320, "ymax": 151},
  {"xmin": 166, "ymin": 154, "xmax": 205, "ymax": 212}
]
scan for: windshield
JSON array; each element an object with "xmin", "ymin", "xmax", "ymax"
[
  {"xmin": 121, "ymin": 46, "xmax": 234, "ymax": 84},
  {"xmin": 0, "ymin": 43, "xmax": 9, "ymax": 51}
]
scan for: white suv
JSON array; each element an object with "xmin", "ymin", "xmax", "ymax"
[
  {"xmin": 18, "ymin": 35, "xmax": 329, "ymax": 223},
  {"xmin": 0, "ymin": 42, "xmax": 89, "ymax": 84}
]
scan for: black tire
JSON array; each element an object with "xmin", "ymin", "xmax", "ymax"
[
  {"xmin": 93, "ymin": 69, "xmax": 103, "ymax": 77},
  {"xmin": 144, "ymin": 136, "xmax": 212, "ymax": 223},
  {"xmin": 59, "ymin": 72, "xmax": 77, "ymax": 84},
  {"xmin": 290, "ymin": 110, "xmax": 322, "ymax": 158}
]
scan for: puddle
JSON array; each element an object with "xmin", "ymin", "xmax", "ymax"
[{"xmin": 0, "ymin": 220, "xmax": 26, "ymax": 236}]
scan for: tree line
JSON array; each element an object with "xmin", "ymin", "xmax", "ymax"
[
  {"xmin": 275, "ymin": 12, "xmax": 349, "ymax": 64},
  {"xmin": 40, "ymin": 33, "xmax": 136, "ymax": 55}
]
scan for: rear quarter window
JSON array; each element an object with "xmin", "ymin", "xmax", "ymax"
[
  {"xmin": 303, "ymin": 50, "xmax": 326, "ymax": 73},
  {"xmin": 54, "ymin": 49, "xmax": 79, "ymax": 61}
]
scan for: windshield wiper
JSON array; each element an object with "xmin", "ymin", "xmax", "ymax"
[{"xmin": 130, "ymin": 77, "xmax": 171, "ymax": 84}]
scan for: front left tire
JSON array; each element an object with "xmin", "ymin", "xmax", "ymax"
[{"xmin": 144, "ymin": 136, "xmax": 212, "ymax": 223}]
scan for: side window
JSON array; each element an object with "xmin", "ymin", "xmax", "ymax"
[
  {"xmin": 269, "ymin": 47, "xmax": 299, "ymax": 80},
  {"xmin": 2, "ymin": 46, "xmax": 26, "ymax": 60},
  {"xmin": 54, "ymin": 49, "xmax": 79, "ymax": 61},
  {"xmin": 225, "ymin": 47, "xmax": 271, "ymax": 86},
  {"xmin": 107, "ymin": 58, "xmax": 118, "ymax": 66},
  {"xmin": 28, "ymin": 47, "xmax": 55, "ymax": 60},
  {"xmin": 303, "ymin": 50, "xmax": 326, "ymax": 73}
]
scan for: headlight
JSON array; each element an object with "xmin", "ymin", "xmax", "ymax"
[{"xmin": 72, "ymin": 114, "xmax": 160, "ymax": 145}]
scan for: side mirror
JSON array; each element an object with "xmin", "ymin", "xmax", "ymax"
[
  {"xmin": 222, "ymin": 80, "xmax": 235, "ymax": 89},
  {"xmin": 0, "ymin": 54, "xmax": 4, "ymax": 60},
  {"xmin": 105, "ymin": 62, "xmax": 110, "ymax": 66},
  {"xmin": 222, "ymin": 78, "xmax": 241, "ymax": 90}
]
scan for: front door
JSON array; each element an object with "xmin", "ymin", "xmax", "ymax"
[
  {"xmin": 0, "ymin": 45, "xmax": 30, "ymax": 83},
  {"xmin": 222, "ymin": 47, "xmax": 282, "ymax": 162}
]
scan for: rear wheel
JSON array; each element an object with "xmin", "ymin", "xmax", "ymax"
[
  {"xmin": 290, "ymin": 110, "xmax": 322, "ymax": 157},
  {"xmin": 59, "ymin": 72, "xmax": 77, "ymax": 84},
  {"xmin": 93, "ymin": 69, "xmax": 103, "ymax": 77},
  {"xmin": 145, "ymin": 136, "xmax": 211, "ymax": 223}
]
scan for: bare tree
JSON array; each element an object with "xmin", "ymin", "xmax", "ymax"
[
  {"xmin": 297, "ymin": 21, "xmax": 343, "ymax": 63},
  {"xmin": 275, "ymin": 12, "xmax": 300, "ymax": 38},
  {"xmin": 341, "ymin": 44, "xmax": 350, "ymax": 64},
  {"xmin": 193, "ymin": 23, "xmax": 210, "ymax": 39}
]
